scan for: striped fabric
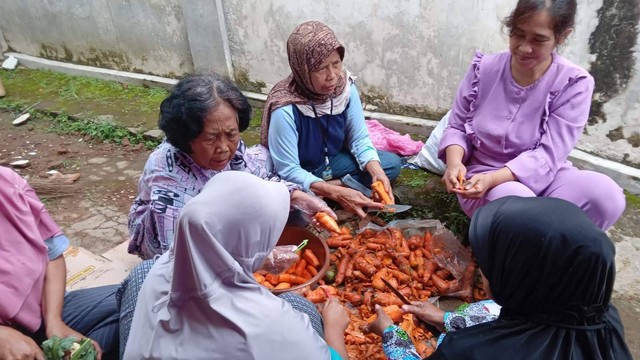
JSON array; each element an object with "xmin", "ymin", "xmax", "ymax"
[{"xmin": 62, "ymin": 285, "xmax": 120, "ymax": 360}]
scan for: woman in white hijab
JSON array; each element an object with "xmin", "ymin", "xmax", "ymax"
[{"xmin": 124, "ymin": 171, "xmax": 349, "ymax": 359}]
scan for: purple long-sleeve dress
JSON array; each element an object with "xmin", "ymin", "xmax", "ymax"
[{"xmin": 438, "ymin": 51, "xmax": 624, "ymax": 230}]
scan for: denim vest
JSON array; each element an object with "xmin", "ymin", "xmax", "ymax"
[{"xmin": 292, "ymin": 103, "xmax": 349, "ymax": 173}]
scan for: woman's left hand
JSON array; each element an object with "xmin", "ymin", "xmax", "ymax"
[
  {"xmin": 362, "ymin": 305, "xmax": 394, "ymax": 337},
  {"xmin": 290, "ymin": 190, "xmax": 338, "ymax": 220},
  {"xmin": 45, "ymin": 320, "xmax": 102, "ymax": 360},
  {"xmin": 366, "ymin": 161, "xmax": 394, "ymax": 204},
  {"xmin": 452, "ymin": 173, "xmax": 493, "ymax": 199}
]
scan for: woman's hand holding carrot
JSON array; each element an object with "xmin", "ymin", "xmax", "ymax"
[
  {"xmin": 402, "ymin": 301, "xmax": 446, "ymax": 333},
  {"xmin": 442, "ymin": 162, "xmax": 467, "ymax": 193},
  {"xmin": 362, "ymin": 305, "xmax": 394, "ymax": 337},
  {"xmin": 366, "ymin": 160, "xmax": 394, "ymax": 203},
  {"xmin": 315, "ymin": 211, "xmax": 341, "ymax": 234},
  {"xmin": 290, "ymin": 190, "xmax": 338, "ymax": 221}
]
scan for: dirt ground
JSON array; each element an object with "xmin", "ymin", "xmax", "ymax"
[
  {"xmin": 0, "ymin": 110, "xmax": 147, "ymax": 254},
  {"xmin": 1, "ymin": 109, "xmax": 638, "ymax": 357}
]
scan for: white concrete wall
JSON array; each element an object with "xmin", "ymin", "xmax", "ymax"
[
  {"xmin": 0, "ymin": 0, "xmax": 193, "ymax": 77},
  {"xmin": 0, "ymin": 0, "xmax": 637, "ymax": 165}
]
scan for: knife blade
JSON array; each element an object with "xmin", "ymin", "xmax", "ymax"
[
  {"xmin": 381, "ymin": 278, "xmax": 411, "ymax": 305},
  {"xmin": 366, "ymin": 204, "xmax": 412, "ymax": 213},
  {"xmin": 381, "ymin": 278, "xmax": 442, "ymax": 336}
]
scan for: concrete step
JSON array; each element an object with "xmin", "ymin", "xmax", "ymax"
[{"xmin": 64, "ymin": 241, "xmax": 141, "ymax": 291}]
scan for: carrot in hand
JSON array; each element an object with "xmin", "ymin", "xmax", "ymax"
[
  {"xmin": 371, "ymin": 180, "xmax": 392, "ymax": 204},
  {"xmin": 314, "ymin": 211, "xmax": 341, "ymax": 233},
  {"xmin": 367, "ymin": 305, "xmax": 404, "ymax": 323}
]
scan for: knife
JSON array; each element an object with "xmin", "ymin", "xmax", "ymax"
[
  {"xmin": 340, "ymin": 174, "xmax": 373, "ymax": 198},
  {"xmin": 366, "ymin": 204, "xmax": 412, "ymax": 213},
  {"xmin": 381, "ymin": 278, "xmax": 442, "ymax": 336}
]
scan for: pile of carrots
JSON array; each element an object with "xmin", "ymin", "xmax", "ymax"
[
  {"xmin": 316, "ymin": 226, "xmax": 477, "ymax": 359},
  {"xmin": 253, "ymin": 248, "xmax": 322, "ymax": 291}
]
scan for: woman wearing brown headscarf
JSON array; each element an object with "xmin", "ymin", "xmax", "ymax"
[{"xmin": 261, "ymin": 21, "xmax": 401, "ymax": 218}]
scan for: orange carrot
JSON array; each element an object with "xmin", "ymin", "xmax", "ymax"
[
  {"xmin": 327, "ymin": 238, "xmax": 352, "ymax": 248},
  {"xmin": 330, "ymin": 234, "xmax": 353, "ymax": 241},
  {"xmin": 295, "ymin": 258, "xmax": 307, "ymax": 277},
  {"xmin": 262, "ymin": 281, "xmax": 274, "ymax": 289},
  {"xmin": 367, "ymin": 305, "xmax": 404, "ymax": 323},
  {"xmin": 423, "ymin": 231, "xmax": 433, "ymax": 251},
  {"xmin": 301, "ymin": 269, "xmax": 313, "ymax": 280},
  {"xmin": 342, "ymin": 292, "xmax": 363, "ymax": 306},
  {"xmin": 253, "ymin": 273, "xmax": 266, "ymax": 284},
  {"xmin": 274, "ymin": 282, "xmax": 292, "ymax": 290},
  {"xmin": 306, "ymin": 264, "xmax": 318, "ymax": 276},
  {"xmin": 314, "ymin": 212, "xmax": 341, "ymax": 233},
  {"xmin": 334, "ymin": 253, "xmax": 351, "ymax": 286},
  {"xmin": 265, "ymin": 273, "xmax": 279, "ymax": 285},
  {"xmin": 306, "ymin": 288, "xmax": 328, "ymax": 303},
  {"xmin": 371, "ymin": 180, "xmax": 392, "ymax": 204},
  {"xmin": 303, "ymin": 249, "xmax": 321, "ymax": 268},
  {"xmin": 435, "ymin": 269, "xmax": 451, "ymax": 279},
  {"xmin": 340, "ymin": 226, "xmax": 351, "ymax": 235},
  {"xmin": 278, "ymin": 273, "xmax": 308, "ymax": 285},
  {"xmin": 431, "ymin": 273, "xmax": 450, "ymax": 293}
]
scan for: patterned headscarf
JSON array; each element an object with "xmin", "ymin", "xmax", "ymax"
[{"xmin": 260, "ymin": 21, "xmax": 347, "ymax": 147}]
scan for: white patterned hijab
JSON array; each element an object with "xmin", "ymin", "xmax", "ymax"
[{"xmin": 125, "ymin": 171, "xmax": 330, "ymax": 360}]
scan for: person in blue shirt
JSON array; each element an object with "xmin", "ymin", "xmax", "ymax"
[{"xmin": 261, "ymin": 21, "xmax": 401, "ymax": 218}]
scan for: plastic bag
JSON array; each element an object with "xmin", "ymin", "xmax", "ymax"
[
  {"xmin": 357, "ymin": 218, "xmax": 443, "ymax": 237},
  {"xmin": 366, "ymin": 119, "xmax": 425, "ymax": 156},
  {"xmin": 410, "ymin": 111, "xmax": 449, "ymax": 175},
  {"xmin": 358, "ymin": 218, "xmax": 475, "ymax": 301},
  {"xmin": 260, "ymin": 245, "xmax": 300, "ymax": 274}
]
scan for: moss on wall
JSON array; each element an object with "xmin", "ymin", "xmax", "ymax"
[
  {"xmin": 588, "ymin": 0, "xmax": 640, "ymax": 127},
  {"xmin": 233, "ymin": 67, "xmax": 266, "ymax": 93},
  {"xmin": 39, "ymin": 43, "xmax": 133, "ymax": 72},
  {"xmin": 359, "ymin": 86, "xmax": 447, "ymax": 121}
]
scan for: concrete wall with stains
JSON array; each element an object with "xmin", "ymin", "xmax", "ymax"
[
  {"xmin": 0, "ymin": 0, "xmax": 193, "ymax": 77},
  {"xmin": 223, "ymin": 0, "xmax": 639, "ymax": 166},
  {"xmin": 0, "ymin": 0, "xmax": 637, "ymax": 165}
]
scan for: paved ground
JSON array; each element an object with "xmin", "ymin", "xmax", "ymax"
[{"xmin": 1, "ymin": 109, "xmax": 638, "ymax": 356}]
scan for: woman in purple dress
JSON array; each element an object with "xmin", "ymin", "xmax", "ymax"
[{"xmin": 438, "ymin": 0, "xmax": 625, "ymax": 230}]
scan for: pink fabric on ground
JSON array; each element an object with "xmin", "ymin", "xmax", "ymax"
[{"xmin": 366, "ymin": 119, "xmax": 424, "ymax": 156}]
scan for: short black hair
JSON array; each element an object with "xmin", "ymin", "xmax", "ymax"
[
  {"xmin": 503, "ymin": 0, "xmax": 577, "ymax": 40},
  {"xmin": 158, "ymin": 73, "xmax": 251, "ymax": 154}
]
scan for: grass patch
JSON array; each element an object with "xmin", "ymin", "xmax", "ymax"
[
  {"xmin": 42, "ymin": 112, "xmax": 161, "ymax": 149},
  {"xmin": 381, "ymin": 168, "xmax": 471, "ymax": 238},
  {"xmin": 0, "ymin": 98, "xmax": 161, "ymax": 149},
  {"xmin": 0, "ymin": 68, "xmax": 167, "ymax": 129},
  {"xmin": 625, "ymin": 190, "xmax": 640, "ymax": 209}
]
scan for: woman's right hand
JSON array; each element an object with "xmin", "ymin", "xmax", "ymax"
[
  {"xmin": 442, "ymin": 162, "xmax": 467, "ymax": 193},
  {"xmin": 333, "ymin": 187, "xmax": 384, "ymax": 218},
  {"xmin": 402, "ymin": 301, "xmax": 446, "ymax": 333},
  {"xmin": 0, "ymin": 326, "xmax": 44, "ymax": 360}
]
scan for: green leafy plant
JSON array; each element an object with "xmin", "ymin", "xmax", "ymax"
[{"xmin": 41, "ymin": 336, "xmax": 97, "ymax": 360}]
